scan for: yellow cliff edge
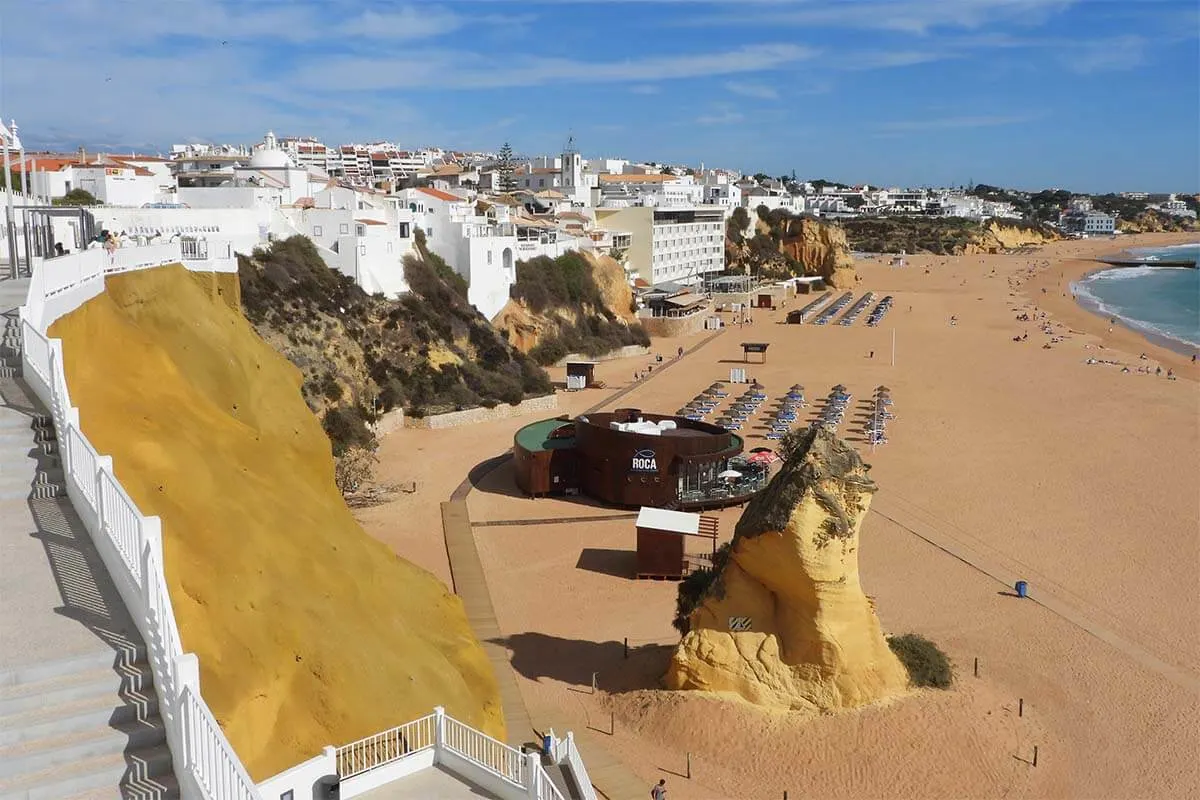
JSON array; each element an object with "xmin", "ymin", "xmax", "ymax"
[{"xmin": 49, "ymin": 265, "xmax": 504, "ymax": 780}]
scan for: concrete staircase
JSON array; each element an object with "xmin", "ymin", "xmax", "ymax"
[
  {"xmin": 0, "ymin": 283, "xmax": 181, "ymax": 799},
  {"xmin": 0, "ymin": 649, "xmax": 179, "ymax": 799}
]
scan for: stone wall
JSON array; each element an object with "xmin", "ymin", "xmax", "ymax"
[
  {"xmin": 640, "ymin": 311, "xmax": 712, "ymax": 339},
  {"xmin": 373, "ymin": 407, "xmax": 406, "ymax": 437},
  {"xmin": 554, "ymin": 344, "xmax": 650, "ymax": 366},
  {"xmin": 404, "ymin": 394, "xmax": 559, "ymax": 430}
]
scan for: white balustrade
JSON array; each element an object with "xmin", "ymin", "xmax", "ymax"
[
  {"xmin": 443, "ymin": 716, "xmax": 526, "ymax": 788},
  {"xmin": 336, "ymin": 713, "xmax": 437, "ymax": 779},
  {"xmin": 563, "ymin": 732, "xmax": 598, "ymax": 800}
]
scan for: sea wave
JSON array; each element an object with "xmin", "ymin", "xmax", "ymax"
[
  {"xmin": 1071, "ymin": 276, "xmax": 1200, "ymax": 350},
  {"xmin": 1087, "ymin": 265, "xmax": 1193, "ymax": 282}
]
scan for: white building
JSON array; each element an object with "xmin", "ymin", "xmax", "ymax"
[
  {"xmin": 399, "ymin": 186, "xmax": 517, "ymax": 319},
  {"xmin": 594, "ymin": 205, "xmax": 724, "ymax": 286}
]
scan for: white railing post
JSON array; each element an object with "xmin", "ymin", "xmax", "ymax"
[
  {"xmin": 175, "ymin": 652, "xmax": 201, "ymax": 695},
  {"xmin": 94, "ymin": 455, "xmax": 113, "ymax": 530},
  {"xmin": 140, "ymin": 516, "xmax": 163, "ymax": 609},
  {"xmin": 524, "ymin": 752, "xmax": 540, "ymax": 799},
  {"xmin": 564, "ymin": 732, "xmax": 574, "ymax": 765},
  {"xmin": 433, "ymin": 706, "xmax": 446, "ymax": 765}
]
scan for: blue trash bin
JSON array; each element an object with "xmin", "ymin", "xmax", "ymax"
[
  {"xmin": 543, "ymin": 734, "xmax": 553, "ymax": 755},
  {"xmin": 1015, "ymin": 580, "xmax": 1028, "ymax": 598}
]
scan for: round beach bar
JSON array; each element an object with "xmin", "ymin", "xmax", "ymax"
[{"xmin": 513, "ymin": 409, "xmax": 768, "ymax": 510}]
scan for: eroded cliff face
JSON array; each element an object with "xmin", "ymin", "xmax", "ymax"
[
  {"xmin": 666, "ymin": 427, "xmax": 907, "ymax": 711},
  {"xmin": 726, "ymin": 215, "xmax": 859, "ymax": 288},
  {"xmin": 963, "ymin": 221, "xmax": 1061, "ymax": 254},
  {"xmin": 50, "ymin": 266, "xmax": 504, "ymax": 779},
  {"xmin": 777, "ymin": 217, "xmax": 859, "ymax": 288}
]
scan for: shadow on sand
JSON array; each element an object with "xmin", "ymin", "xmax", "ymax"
[
  {"xmin": 491, "ymin": 632, "xmax": 676, "ymax": 694},
  {"xmin": 575, "ymin": 548, "xmax": 637, "ymax": 579}
]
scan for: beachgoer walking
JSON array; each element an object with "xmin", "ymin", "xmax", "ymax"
[
  {"xmin": 677, "ymin": 346, "xmax": 684, "ymax": 358},
  {"xmin": 869, "ymin": 350, "xmax": 874, "ymax": 359},
  {"xmin": 651, "ymin": 778, "xmax": 667, "ymax": 799}
]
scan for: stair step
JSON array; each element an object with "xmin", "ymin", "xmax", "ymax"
[
  {"xmin": 0, "ymin": 649, "xmax": 145, "ymax": 689},
  {"xmin": 0, "ymin": 716, "xmax": 167, "ymax": 780},
  {"xmin": 63, "ymin": 771, "xmax": 180, "ymax": 800},
  {"xmin": 0, "ymin": 664, "xmax": 153, "ymax": 718},
  {"xmin": 0, "ymin": 691, "xmax": 161, "ymax": 747},
  {"xmin": 0, "ymin": 741, "xmax": 176, "ymax": 799}
]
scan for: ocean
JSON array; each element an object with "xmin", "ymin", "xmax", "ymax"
[{"xmin": 1073, "ymin": 243, "xmax": 1200, "ymax": 353}]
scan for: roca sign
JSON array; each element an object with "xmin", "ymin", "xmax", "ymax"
[{"xmin": 631, "ymin": 449, "xmax": 659, "ymax": 473}]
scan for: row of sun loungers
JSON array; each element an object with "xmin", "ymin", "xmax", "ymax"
[
  {"xmin": 764, "ymin": 384, "xmax": 807, "ymax": 440},
  {"xmin": 813, "ymin": 292, "xmax": 855, "ymax": 325},
  {"xmin": 864, "ymin": 385, "xmax": 895, "ymax": 445},
  {"xmin": 867, "ymin": 295, "xmax": 894, "ymax": 327},
  {"xmin": 794, "ymin": 292, "xmax": 833, "ymax": 323},
  {"xmin": 838, "ymin": 292, "xmax": 877, "ymax": 326},
  {"xmin": 713, "ymin": 385, "xmax": 768, "ymax": 431},
  {"xmin": 813, "ymin": 385, "xmax": 853, "ymax": 430}
]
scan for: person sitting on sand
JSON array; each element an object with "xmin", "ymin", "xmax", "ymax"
[{"xmin": 1167, "ymin": 369, "xmax": 1175, "ymax": 380}]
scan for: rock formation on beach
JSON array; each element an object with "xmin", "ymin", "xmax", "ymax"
[{"xmin": 666, "ymin": 427, "xmax": 908, "ymax": 711}]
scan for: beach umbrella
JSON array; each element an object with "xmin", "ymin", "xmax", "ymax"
[
  {"xmin": 875, "ymin": 385, "xmax": 891, "ymax": 393},
  {"xmin": 790, "ymin": 384, "xmax": 804, "ymax": 390},
  {"xmin": 832, "ymin": 384, "xmax": 847, "ymax": 392}
]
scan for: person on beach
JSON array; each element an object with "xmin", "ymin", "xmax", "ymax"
[{"xmin": 651, "ymin": 778, "xmax": 667, "ymax": 799}]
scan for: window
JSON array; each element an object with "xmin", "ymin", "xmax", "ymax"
[
  {"xmin": 356, "ymin": 225, "xmax": 366, "ymax": 236},
  {"xmin": 426, "ymin": 227, "xmax": 433, "ymax": 237},
  {"xmin": 312, "ymin": 225, "xmax": 323, "ymax": 236},
  {"xmin": 487, "ymin": 251, "xmax": 493, "ymax": 265},
  {"xmin": 398, "ymin": 223, "xmax": 410, "ymax": 238},
  {"xmin": 538, "ymin": 179, "xmax": 545, "ymax": 188},
  {"xmin": 339, "ymin": 223, "xmax": 349, "ymax": 234},
  {"xmin": 359, "ymin": 245, "xmax": 367, "ymax": 255}
]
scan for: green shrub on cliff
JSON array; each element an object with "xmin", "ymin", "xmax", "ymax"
[
  {"xmin": 512, "ymin": 252, "xmax": 650, "ymax": 366},
  {"xmin": 238, "ymin": 236, "xmax": 553, "ymax": 459}
]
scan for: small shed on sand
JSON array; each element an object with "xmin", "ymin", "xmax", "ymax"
[
  {"xmin": 635, "ymin": 507, "xmax": 718, "ymax": 580},
  {"xmin": 565, "ymin": 361, "xmax": 597, "ymax": 391},
  {"xmin": 740, "ymin": 342, "xmax": 770, "ymax": 363}
]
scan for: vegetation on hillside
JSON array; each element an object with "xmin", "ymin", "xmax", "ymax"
[
  {"xmin": 840, "ymin": 215, "xmax": 1055, "ymax": 255},
  {"xmin": 238, "ymin": 236, "xmax": 551, "ymax": 487},
  {"xmin": 510, "ymin": 251, "xmax": 650, "ymax": 365},
  {"xmin": 672, "ymin": 542, "xmax": 733, "ymax": 635}
]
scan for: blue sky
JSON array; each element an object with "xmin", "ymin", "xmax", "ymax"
[{"xmin": 2, "ymin": 0, "xmax": 1197, "ymax": 192}]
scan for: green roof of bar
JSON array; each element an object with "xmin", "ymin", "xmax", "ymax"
[{"xmin": 516, "ymin": 417, "xmax": 577, "ymax": 452}]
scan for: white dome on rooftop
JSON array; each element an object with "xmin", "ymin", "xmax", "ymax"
[{"xmin": 249, "ymin": 148, "xmax": 292, "ymax": 169}]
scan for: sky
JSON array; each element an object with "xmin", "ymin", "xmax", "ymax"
[{"xmin": 1, "ymin": 0, "xmax": 1197, "ymax": 193}]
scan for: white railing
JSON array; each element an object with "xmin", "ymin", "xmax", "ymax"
[
  {"xmin": 337, "ymin": 713, "xmax": 436, "ymax": 779},
  {"xmin": 443, "ymin": 715, "xmax": 526, "ymax": 788},
  {"xmin": 536, "ymin": 767, "xmax": 566, "ymax": 800},
  {"xmin": 562, "ymin": 732, "xmax": 598, "ymax": 800},
  {"xmin": 18, "ymin": 244, "xmax": 258, "ymax": 800}
]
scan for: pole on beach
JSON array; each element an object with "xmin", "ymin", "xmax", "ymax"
[
  {"xmin": 592, "ymin": 672, "xmax": 598, "ymax": 695},
  {"xmin": 1019, "ymin": 698, "xmax": 1024, "ymax": 717},
  {"xmin": 1033, "ymin": 745, "xmax": 1039, "ymax": 767},
  {"xmin": 687, "ymin": 752, "xmax": 692, "ymax": 779},
  {"xmin": 974, "ymin": 657, "xmax": 978, "ymax": 677},
  {"xmin": 610, "ymin": 711, "xmax": 615, "ymax": 736},
  {"xmin": 623, "ymin": 637, "xmax": 628, "ymax": 659}
]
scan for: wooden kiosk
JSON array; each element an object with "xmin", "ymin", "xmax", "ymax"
[
  {"xmin": 635, "ymin": 507, "xmax": 719, "ymax": 580},
  {"xmin": 740, "ymin": 342, "xmax": 770, "ymax": 364}
]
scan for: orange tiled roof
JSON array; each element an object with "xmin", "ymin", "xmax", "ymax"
[{"xmin": 416, "ymin": 186, "xmax": 464, "ymax": 203}]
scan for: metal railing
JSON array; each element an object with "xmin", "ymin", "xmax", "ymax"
[{"xmin": 336, "ymin": 713, "xmax": 436, "ymax": 779}]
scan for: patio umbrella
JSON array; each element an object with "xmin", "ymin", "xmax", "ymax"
[
  {"xmin": 749, "ymin": 446, "xmax": 773, "ymax": 453},
  {"xmin": 748, "ymin": 451, "xmax": 776, "ymax": 465},
  {"xmin": 718, "ymin": 469, "xmax": 743, "ymax": 479}
]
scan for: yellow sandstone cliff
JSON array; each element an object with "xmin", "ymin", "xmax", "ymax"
[
  {"xmin": 49, "ymin": 266, "xmax": 504, "ymax": 779},
  {"xmin": 778, "ymin": 217, "xmax": 859, "ymax": 289},
  {"xmin": 963, "ymin": 220, "xmax": 1061, "ymax": 254},
  {"xmin": 666, "ymin": 427, "xmax": 907, "ymax": 710}
]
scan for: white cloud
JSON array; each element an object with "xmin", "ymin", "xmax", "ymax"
[
  {"xmin": 631, "ymin": 85, "xmax": 662, "ymax": 95},
  {"xmin": 724, "ymin": 81, "xmax": 780, "ymax": 100},
  {"xmin": 1061, "ymin": 36, "xmax": 1147, "ymax": 74},
  {"xmin": 877, "ymin": 114, "xmax": 1041, "ymax": 132},
  {"xmin": 696, "ymin": 111, "xmax": 746, "ymax": 126},
  {"xmin": 685, "ymin": 0, "xmax": 1078, "ymax": 35},
  {"xmin": 290, "ymin": 44, "xmax": 819, "ymax": 91}
]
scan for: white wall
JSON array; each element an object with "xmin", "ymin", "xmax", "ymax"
[{"xmin": 74, "ymin": 167, "xmax": 159, "ymax": 206}]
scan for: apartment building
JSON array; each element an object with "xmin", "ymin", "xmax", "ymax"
[{"xmin": 594, "ymin": 205, "xmax": 724, "ymax": 286}]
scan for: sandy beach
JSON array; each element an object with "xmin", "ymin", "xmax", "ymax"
[{"xmin": 362, "ymin": 232, "xmax": 1199, "ymax": 800}]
